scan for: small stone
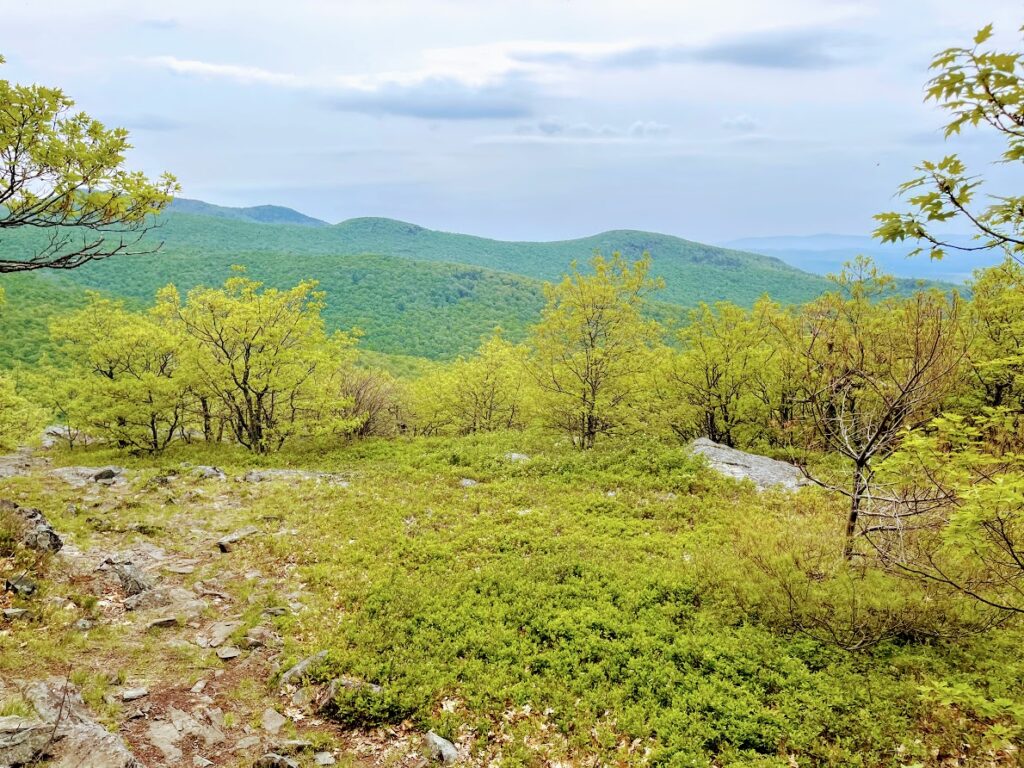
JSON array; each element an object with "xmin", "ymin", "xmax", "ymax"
[
  {"xmin": 2, "ymin": 607, "xmax": 30, "ymax": 620},
  {"xmin": 217, "ymin": 526, "xmax": 259, "ymax": 553},
  {"xmin": 504, "ymin": 452, "xmax": 530, "ymax": 462},
  {"xmin": 235, "ymin": 734, "xmax": 262, "ymax": 750},
  {"xmin": 261, "ymin": 707, "xmax": 287, "ymax": 735},
  {"xmin": 256, "ymin": 754, "xmax": 299, "ymax": 768},
  {"xmin": 73, "ymin": 618, "xmax": 93, "ymax": 631},
  {"xmin": 191, "ymin": 679, "xmax": 208, "ymax": 694},
  {"xmin": 165, "ymin": 563, "xmax": 196, "ymax": 575},
  {"xmin": 314, "ymin": 752, "xmax": 336, "ymax": 766},
  {"xmin": 424, "ymin": 731, "xmax": 459, "ymax": 763},
  {"xmin": 113, "ymin": 562, "xmax": 156, "ymax": 596},
  {"xmin": 206, "ymin": 619, "xmax": 243, "ymax": 648},
  {"xmin": 244, "ymin": 625, "xmax": 281, "ymax": 649},
  {"xmin": 147, "ymin": 615, "xmax": 179, "ymax": 629},
  {"xmin": 217, "ymin": 646, "xmax": 241, "ymax": 660},
  {"xmin": 93, "ymin": 467, "xmax": 120, "ymax": 481},
  {"xmin": 458, "ymin": 478, "xmax": 477, "ymax": 487},
  {"xmin": 279, "ymin": 650, "xmax": 328, "ymax": 686},
  {"xmin": 121, "ymin": 687, "xmax": 149, "ymax": 701},
  {"xmin": 194, "ymin": 757, "xmax": 214, "ymax": 767},
  {"xmin": 4, "ymin": 576, "xmax": 37, "ymax": 597}
]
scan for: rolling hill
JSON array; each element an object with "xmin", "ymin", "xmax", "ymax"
[{"xmin": 1, "ymin": 201, "xmax": 902, "ymax": 365}]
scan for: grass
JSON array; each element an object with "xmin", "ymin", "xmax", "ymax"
[{"xmin": 3, "ymin": 432, "xmax": 1023, "ymax": 766}]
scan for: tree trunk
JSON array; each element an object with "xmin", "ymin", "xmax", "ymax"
[{"xmin": 844, "ymin": 461, "xmax": 869, "ymax": 560}]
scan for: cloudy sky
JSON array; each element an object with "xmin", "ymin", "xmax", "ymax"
[{"xmin": 2, "ymin": 0, "xmax": 1020, "ymax": 241}]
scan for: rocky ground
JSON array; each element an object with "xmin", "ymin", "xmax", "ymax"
[{"xmin": 0, "ymin": 445, "xmax": 458, "ymax": 768}]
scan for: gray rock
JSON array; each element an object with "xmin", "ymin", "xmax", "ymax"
[
  {"xmin": 192, "ymin": 466, "xmax": 227, "ymax": 481},
  {"xmin": 424, "ymin": 731, "xmax": 459, "ymax": 763},
  {"xmin": 216, "ymin": 646, "xmax": 241, "ymax": 660},
  {"xmin": 279, "ymin": 650, "xmax": 329, "ymax": 687},
  {"xmin": 504, "ymin": 452, "xmax": 530, "ymax": 462},
  {"xmin": 112, "ymin": 563, "xmax": 156, "ymax": 597},
  {"xmin": 0, "ymin": 500, "xmax": 63, "ymax": 553},
  {"xmin": 20, "ymin": 679, "xmax": 144, "ymax": 767},
  {"xmin": 458, "ymin": 478, "xmax": 477, "ymax": 488},
  {"xmin": 73, "ymin": 618, "xmax": 93, "ymax": 631},
  {"xmin": 256, "ymin": 754, "xmax": 299, "ymax": 768},
  {"xmin": 4, "ymin": 576, "xmax": 36, "ymax": 597},
  {"xmin": 3, "ymin": 608, "xmax": 30, "ymax": 620},
  {"xmin": 147, "ymin": 719, "xmax": 182, "ymax": 763},
  {"xmin": 242, "ymin": 469, "xmax": 347, "ymax": 486},
  {"xmin": 204, "ymin": 620, "xmax": 243, "ymax": 648},
  {"xmin": 193, "ymin": 756, "xmax": 214, "ymax": 767},
  {"xmin": 146, "ymin": 615, "xmax": 179, "ymax": 629},
  {"xmin": 48, "ymin": 466, "xmax": 124, "ymax": 488},
  {"xmin": 217, "ymin": 527, "xmax": 259, "ymax": 553},
  {"xmin": 689, "ymin": 438, "xmax": 811, "ymax": 492},
  {"xmin": 314, "ymin": 752, "xmax": 336, "ymax": 766},
  {"xmin": 243, "ymin": 626, "xmax": 281, "ymax": 649},
  {"xmin": 121, "ymin": 687, "xmax": 148, "ymax": 702},
  {"xmin": 260, "ymin": 708, "xmax": 287, "ymax": 735},
  {"xmin": 0, "ymin": 715, "xmax": 53, "ymax": 765},
  {"xmin": 235, "ymin": 735, "xmax": 262, "ymax": 750}
]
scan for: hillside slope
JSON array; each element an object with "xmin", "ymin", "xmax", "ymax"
[{"xmin": 140, "ymin": 211, "xmax": 832, "ymax": 307}]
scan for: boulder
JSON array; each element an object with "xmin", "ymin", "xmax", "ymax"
[
  {"xmin": 0, "ymin": 500, "xmax": 63, "ymax": 553},
  {"xmin": 19, "ymin": 679, "xmax": 144, "ymax": 767},
  {"xmin": 0, "ymin": 715, "xmax": 52, "ymax": 766},
  {"xmin": 689, "ymin": 438, "xmax": 810, "ymax": 492},
  {"xmin": 424, "ymin": 731, "xmax": 458, "ymax": 764}
]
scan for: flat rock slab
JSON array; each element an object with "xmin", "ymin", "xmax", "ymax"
[
  {"xmin": 48, "ymin": 466, "xmax": 125, "ymax": 488},
  {"xmin": 17, "ymin": 678, "xmax": 144, "ymax": 767},
  {"xmin": 689, "ymin": 438, "xmax": 811, "ymax": 492},
  {"xmin": 242, "ymin": 469, "xmax": 349, "ymax": 486},
  {"xmin": 216, "ymin": 527, "xmax": 259, "ymax": 553}
]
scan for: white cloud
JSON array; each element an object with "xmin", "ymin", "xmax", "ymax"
[{"xmin": 721, "ymin": 114, "xmax": 761, "ymax": 132}]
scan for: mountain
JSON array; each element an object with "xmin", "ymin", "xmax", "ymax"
[
  {"xmin": 723, "ymin": 234, "xmax": 999, "ymax": 283},
  {"xmin": 2, "ymin": 201, "xmax": 948, "ymax": 364},
  {"xmin": 167, "ymin": 197, "xmax": 329, "ymax": 227}
]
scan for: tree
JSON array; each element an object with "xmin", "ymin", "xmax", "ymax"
[
  {"xmin": 960, "ymin": 260, "xmax": 1024, "ymax": 410},
  {"xmin": 49, "ymin": 294, "xmax": 190, "ymax": 452},
  {"xmin": 794, "ymin": 258, "xmax": 965, "ymax": 559},
  {"xmin": 667, "ymin": 299, "xmax": 780, "ymax": 447},
  {"xmin": 527, "ymin": 252, "xmax": 663, "ymax": 449},
  {"xmin": 871, "ymin": 411, "xmax": 1024, "ymax": 614},
  {"xmin": 404, "ymin": 333, "xmax": 528, "ymax": 436},
  {"xmin": 158, "ymin": 271, "xmax": 359, "ymax": 453},
  {"xmin": 0, "ymin": 54, "xmax": 178, "ymax": 273},
  {"xmin": 874, "ymin": 24, "xmax": 1024, "ymax": 261}
]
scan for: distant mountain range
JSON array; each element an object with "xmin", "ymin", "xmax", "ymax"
[
  {"xmin": 723, "ymin": 234, "xmax": 1000, "ymax": 283},
  {"xmin": 0, "ymin": 199, "xmax": 982, "ymax": 365}
]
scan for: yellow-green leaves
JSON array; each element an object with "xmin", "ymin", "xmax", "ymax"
[
  {"xmin": 0, "ymin": 52, "xmax": 179, "ymax": 272},
  {"xmin": 527, "ymin": 252, "xmax": 663, "ymax": 449},
  {"xmin": 974, "ymin": 23, "xmax": 994, "ymax": 46}
]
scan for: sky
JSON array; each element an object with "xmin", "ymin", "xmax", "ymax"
[{"xmin": 2, "ymin": 0, "xmax": 1021, "ymax": 242}]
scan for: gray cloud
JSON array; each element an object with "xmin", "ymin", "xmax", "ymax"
[{"xmin": 512, "ymin": 27, "xmax": 864, "ymax": 71}]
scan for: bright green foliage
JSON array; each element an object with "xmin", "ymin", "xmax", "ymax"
[
  {"xmin": 528, "ymin": 253, "xmax": 664, "ymax": 449},
  {"xmin": 961, "ymin": 260, "xmax": 1024, "ymax": 410},
  {"xmin": 794, "ymin": 258, "xmax": 965, "ymax": 557},
  {"xmin": 48, "ymin": 295, "xmax": 189, "ymax": 452},
  {"xmin": 878, "ymin": 410, "xmax": 1024, "ymax": 614},
  {"xmin": 874, "ymin": 23, "xmax": 1024, "ymax": 261},
  {"xmin": 0, "ymin": 373, "xmax": 44, "ymax": 451},
  {"xmin": 0, "ymin": 54, "xmax": 178, "ymax": 272},
  {"xmin": 157, "ymin": 272, "xmax": 361, "ymax": 453},
  {"xmin": 665, "ymin": 299, "xmax": 786, "ymax": 447},
  {"xmin": 404, "ymin": 332, "xmax": 530, "ymax": 435}
]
